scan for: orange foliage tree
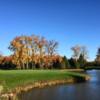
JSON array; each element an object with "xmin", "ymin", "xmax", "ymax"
[{"xmin": 9, "ymin": 34, "xmax": 62, "ymax": 69}]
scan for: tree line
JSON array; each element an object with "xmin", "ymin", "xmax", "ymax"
[{"xmin": 0, "ymin": 34, "xmax": 100, "ymax": 70}]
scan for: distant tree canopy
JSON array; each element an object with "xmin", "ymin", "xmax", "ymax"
[
  {"xmin": 1, "ymin": 35, "xmax": 100, "ymax": 70},
  {"xmin": 71, "ymin": 45, "xmax": 88, "ymax": 61},
  {"xmin": 70, "ymin": 45, "xmax": 88, "ymax": 68},
  {"xmin": 0, "ymin": 55, "xmax": 16, "ymax": 69}
]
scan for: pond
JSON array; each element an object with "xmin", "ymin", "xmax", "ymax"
[{"xmin": 18, "ymin": 70, "xmax": 100, "ymax": 100}]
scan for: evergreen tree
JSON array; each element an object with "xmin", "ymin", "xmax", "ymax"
[
  {"xmin": 53, "ymin": 60, "xmax": 62, "ymax": 69},
  {"xmin": 62, "ymin": 56, "xmax": 70, "ymax": 69},
  {"xmin": 78, "ymin": 54, "xmax": 86, "ymax": 68},
  {"xmin": 69, "ymin": 58, "xmax": 80, "ymax": 69},
  {"xmin": 95, "ymin": 48, "xmax": 100, "ymax": 63}
]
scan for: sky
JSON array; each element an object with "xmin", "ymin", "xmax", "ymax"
[{"xmin": 0, "ymin": 0, "xmax": 100, "ymax": 61}]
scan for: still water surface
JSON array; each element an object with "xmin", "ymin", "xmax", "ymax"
[{"xmin": 18, "ymin": 70, "xmax": 100, "ymax": 100}]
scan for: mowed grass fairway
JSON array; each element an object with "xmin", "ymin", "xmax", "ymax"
[{"xmin": 0, "ymin": 70, "xmax": 87, "ymax": 92}]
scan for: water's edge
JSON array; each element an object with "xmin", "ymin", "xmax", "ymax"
[{"xmin": 0, "ymin": 75, "xmax": 90, "ymax": 100}]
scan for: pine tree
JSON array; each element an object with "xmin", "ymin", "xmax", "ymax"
[
  {"xmin": 62, "ymin": 56, "xmax": 70, "ymax": 69},
  {"xmin": 78, "ymin": 54, "xmax": 86, "ymax": 68}
]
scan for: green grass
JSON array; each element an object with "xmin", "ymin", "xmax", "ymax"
[
  {"xmin": 0, "ymin": 70, "xmax": 87, "ymax": 92},
  {"xmin": 84, "ymin": 66, "xmax": 100, "ymax": 70}
]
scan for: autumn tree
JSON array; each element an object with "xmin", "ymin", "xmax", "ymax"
[
  {"xmin": 31, "ymin": 35, "xmax": 39, "ymax": 68},
  {"xmin": 9, "ymin": 34, "xmax": 60, "ymax": 69},
  {"xmin": 9, "ymin": 36, "xmax": 28, "ymax": 69},
  {"xmin": 45, "ymin": 40, "xmax": 58, "ymax": 68},
  {"xmin": 35, "ymin": 36, "xmax": 47, "ymax": 68},
  {"xmin": 52, "ymin": 55, "xmax": 62, "ymax": 69},
  {"xmin": 9, "ymin": 36, "xmax": 21, "ymax": 69},
  {"xmin": 0, "ymin": 54, "xmax": 4, "ymax": 69},
  {"xmin": 22, "ymin": 36, "xmax": 33, "ymax": 69}
]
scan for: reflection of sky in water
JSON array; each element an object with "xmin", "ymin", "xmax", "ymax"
[
  {"xmin": 19, "ymin": 70, "xmax": 100, "ymax": 100},
  {"xmin": 87, "ymin": 70, "xmax": 100, "ymax": 82}
]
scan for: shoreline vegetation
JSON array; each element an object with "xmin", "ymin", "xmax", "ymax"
[
  {"xmin": 1, "ymin": 34, "xmax": 100, "ymax": 71},
  {"xmin": 0, "ymin": 69, "xmax": 90, "ymax": 100},
  {"xmin": 0, "ymin": 34, "xmax": 99, "ymax": 100}
]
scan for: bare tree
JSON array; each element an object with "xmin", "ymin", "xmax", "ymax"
[
  {"xmin": 81, "ymin": 46, "xmax": 88, "ymax": 60},
  {"xmin": 46, "ymin": 40, "xmax": 58, "ymax": 56},
  {"xmin": 45, "ymin": 40, "xmax": 58, "ymax": 68},
  {"xmin": 71, "ymin": 45, "xmax": 81, "ymax": 61}
]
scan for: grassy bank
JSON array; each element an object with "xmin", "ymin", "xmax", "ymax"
[
  {"xmin": 0, "ymin": 70, "xmax": 89, "ymax": 93},
  {"xmin": 84, "ymin": 66, "xmax": 100, "ymax": 70}
]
